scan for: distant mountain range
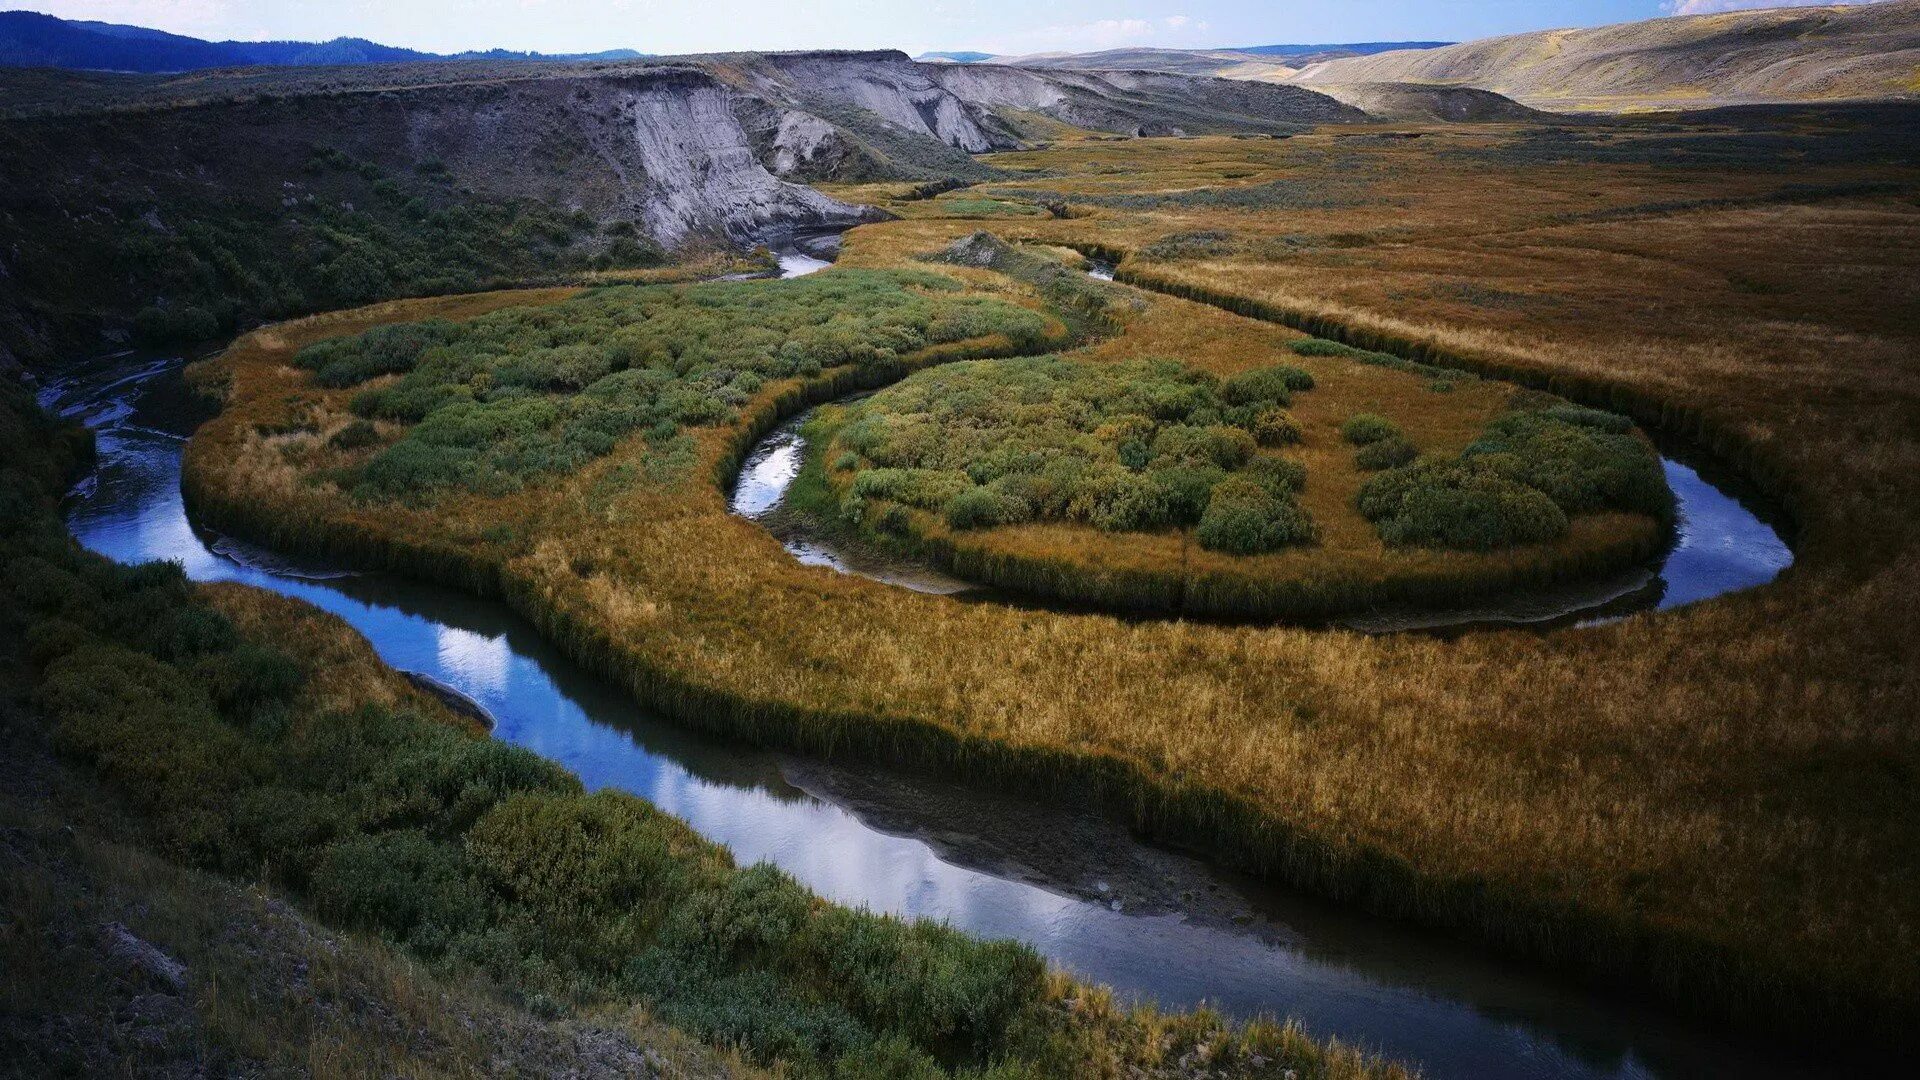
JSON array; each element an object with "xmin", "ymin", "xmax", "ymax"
[{"xmin": 0, "ymin": 10, "xmax": 645, "ymax": 73}]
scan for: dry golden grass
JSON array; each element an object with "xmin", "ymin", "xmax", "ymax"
[{"xmin": 184, "ymin": 117, "xmax": 1920, "ymax": 1052}]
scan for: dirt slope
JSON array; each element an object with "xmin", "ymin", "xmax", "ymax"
[{"xmin": 1286, "ymin": 1, "xmax": 1920, "ymax": 111}]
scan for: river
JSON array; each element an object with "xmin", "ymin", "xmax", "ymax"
[{"xmin": 36, "ymin": 252, "xmax": 1815, "ymax": 1079}]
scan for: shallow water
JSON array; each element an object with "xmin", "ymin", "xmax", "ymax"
[{"xmin": 37, "ymin": 314, "xmax": 1813, "ymax": 1079}]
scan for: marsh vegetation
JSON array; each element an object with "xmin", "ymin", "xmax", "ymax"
[
  {"xmin": 160, "ymin": 109, "xmax": 1920, "ymax": 1068},
  {"xmin": 2, "ymin": 378, "xmax": 1402, "ymax": 1080}
]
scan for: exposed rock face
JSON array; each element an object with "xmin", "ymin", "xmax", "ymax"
[
  {"xmin": 378, "ymin": 68, "xmax": 875, "ymax": 246},
  {"xmin": 731, "ymin": 50, "xmax": 1024, "ymax": 156}
]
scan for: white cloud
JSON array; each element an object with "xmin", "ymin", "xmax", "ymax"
[{"xmin": 1665, "ymin": 0, "xmax": 1894, "ymax": 14}]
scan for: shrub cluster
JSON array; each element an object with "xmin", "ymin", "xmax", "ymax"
[
  {"xmin": 1339, "ymin": 413, "xmax": 1418, "ymax": 471},
  {"xmin": 832, "ymin": 355, "xmax": 1317, "ymax": 553},
  {"xmin": 292, "ymin": 271, "xmax": 1049, "ymax": 499},
  {"xmin": 1357, "ymin": 402, "xmax": 1670, "ymax": 549}
]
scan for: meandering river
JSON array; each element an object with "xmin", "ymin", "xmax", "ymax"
[{"xmin": 39, "ymin": 252, "xmax": 1812, "ymax": 1079}]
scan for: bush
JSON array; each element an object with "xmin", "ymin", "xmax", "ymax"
[
  {"xmin": 833, "ymin": 355, "xmax": 1323, "ymax": 547},
  {"xmin": 1245, "ymin": 455, "xmax": 1307, "ymax": 496},
  {"xmin": 1341, "ymin": 413, "xmax": 1400, "ymax": 446},
  {"xmin": 311, "ymin": 830, "xmax": 491, "ymax": 952},
  {"xmin": 1197, "ymin": 477, "xmax": 1316, "ymax": 554},
  {"xmin": 1464, "ymin": 407, "xmax": 1671, "ymax": 517},
  {"xmin": 1250, "ymin": 407, "xmax": 1302, "ymax": 447},
  {"xmin": 1356, "ymin": 436, "xmax": 1418, "ymax": 471},
  {"xmin": 329, "ymin": 419, "xmax": 381, "ymax": 450},
  {"xmin": 132, "ymin": 304, "xmax": 221, "ymax": 345},
  {"xmin": 1357, "ymin": 460, "xmax": 1569, "ymax": 549},
  {"xmin": 943, "ymin": 487, "xmax": 1029, "ymax": 529},
  {"xmin": 1220, "ymin": 364, "xmax": 1311, "ymax": 406}
]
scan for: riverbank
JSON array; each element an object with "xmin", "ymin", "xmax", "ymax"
[
  {"xmin": 184, "ymin": 122, "xmax": 1920, "ymax": 1060},
  {"xmin": 1, "ymin": 374, "xmax": 1405, "ymax": 1079},
  {"xmin": 179, "ymin": 258, "xmax": 1915, "ymax": 1060}
]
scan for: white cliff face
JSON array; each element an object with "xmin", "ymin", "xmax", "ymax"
[
  {"xmin": 738, "ymin": 53, "xmax": 1018, "ymax": 153},
  {"xmin": 769, "ymin": 110, "xmax": 842, "ymax": 175},
  {"xmin": 608, "ymin": 78, "xmax": 864, "ymax": 245},
  {"xmin": 923, "ymin": 64, "xmax": 1070, "ymax": 112},
  {"xmin": 393, "ymin": 71, "xmax": 873, "ymax": 246}
]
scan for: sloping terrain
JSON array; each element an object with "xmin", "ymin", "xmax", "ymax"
[
  {"xmin": 946, "ymin": 42, "xmax": 1450, "ymax": 77},
  {"xmin": 1307, "ymin": 82, "xmax": 1546, "ymax": 122},
  {"xmin": 0, "ymin": 50, "xmax": 1362, "ymax": 366},
  {"xmin": 1286, "ymin": 0, "xmax": 1920, "ymax": 111}
]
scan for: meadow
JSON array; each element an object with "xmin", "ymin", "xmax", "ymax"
[{"xmin": 184, "ymin": 107, "xmax": 1920, "ymax": 1060}]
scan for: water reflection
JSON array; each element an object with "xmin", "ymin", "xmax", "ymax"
[{"xmin": 39, "ymin": 351, "xmax": 1829, "ymax": 1080}]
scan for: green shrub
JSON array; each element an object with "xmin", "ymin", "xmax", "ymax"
[
  {"xmin": 1221, "ymin": 364, "xmax": 1314, "ymax": 406},
  {"xmin": 1356, "ymin": 459, "xmax": 1569, "ymax": 549},
  {"xmin": 1464, "ymin": 407, "xmax": 1672, "ymax": 517},
  {"xmin": 834, "ymin": 355, "xmax": 1323, "ymax": 546},
  {"xmin": 310, "ymin": 830, "xmax": 491, "ymax": 953},
  {"xmin": 1245, "ymin": 455, "xmax": 1308, "ymax": 497},
  {"xmin": 314, "ymin": 272, "xmax": 1046, "ymax": 499},
  {"xmin": 1197, "ymin": 477, "xmax": 1317, "ymax": 554},
  {"xmin": 1355, "ymin": 436, "xmax": 1418, "ymax": 471},
  {"xmin": 1250, "ymin": 407, "xmax": 1302, "ymax": 447},
  {"xmin": 328, "ymin": 419, "xmax": 381, "ymax": 450},
  {"xmin": 1341, "ymin": 413, "xmax": 1400, "ymax": 446},
  {"xmin": 849, "ymin": 468, "xmax": 974, "ymax": 512},
  {"xmin": 943, "ymin": 487, "xmax": 1030, "ymax": 529}
]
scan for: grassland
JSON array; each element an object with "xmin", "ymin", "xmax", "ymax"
[
  {"xmin": 184, "ymin": 107, "xmax": 1920, "ymax": 1059},
  {"xmin": 1, "ymin": 370, "xmax": 1399, "ymax": 1078}
]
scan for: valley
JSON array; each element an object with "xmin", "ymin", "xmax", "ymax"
[{"xmin": 4, "ymin": 5, "xmax": 1918, "ymax": 1078}]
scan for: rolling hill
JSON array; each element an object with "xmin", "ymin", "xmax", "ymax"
[{"xmin": 1285, "ymin": 0, "xmax": 1920, "ymax": 111}]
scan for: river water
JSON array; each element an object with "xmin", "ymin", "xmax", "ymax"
[{"xmin": 36, "ymin": 256, "xmax": 1814, "ymax": 1079}]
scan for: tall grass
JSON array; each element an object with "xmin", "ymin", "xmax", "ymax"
[
  {"xmin": 180, "ymin": 122, "xmax": 1920, "ymax": 1063},
  {"xmin": 0, "ymin": 377, "xmax": 1403, "ymax": 1080}
]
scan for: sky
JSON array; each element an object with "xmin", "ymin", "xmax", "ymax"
[{"xmin": 16, "ymin": 1, "xmax": 1900, "ymax": 57}]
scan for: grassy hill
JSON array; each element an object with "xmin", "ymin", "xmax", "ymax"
[{"xmin": 1286, "ymin": 1, "xmax": 1920, "ymax": 111}]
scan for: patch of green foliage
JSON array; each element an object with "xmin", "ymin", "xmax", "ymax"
[
  {"xmin": 833, "ymin": 355, "xmax": 1317, "ymax": 553},
  {"xmin": 1355, "ymin": 436, "xmax": 1418, "ymax": 472},
  {"xmin": 295, "ymin": 271, "xmax": 1049, "ymax": 500},
  {"xmin": 1356, "ymin": 401, "xmax": 1670, "ymax": 549},
  {"xmin": 1340, "ymin": 413, "xmax": 1400, "ymax": 446}
]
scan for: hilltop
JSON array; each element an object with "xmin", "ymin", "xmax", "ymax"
[{"xmin": 1286, "ymin": 0, "xmax": 1920, "ymax": 111}]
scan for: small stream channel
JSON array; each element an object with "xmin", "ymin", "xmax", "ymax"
[{"xmin": 37, "ymin": 242, "xmax": 1817, "ymax": 1079}]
